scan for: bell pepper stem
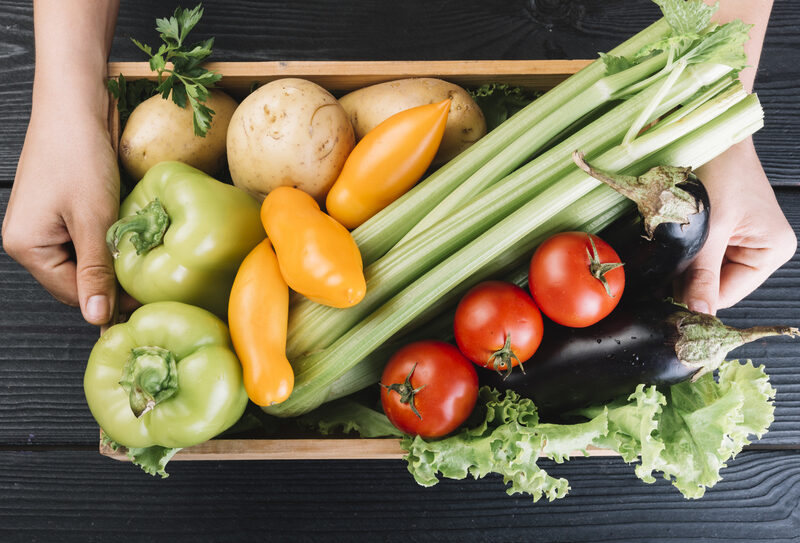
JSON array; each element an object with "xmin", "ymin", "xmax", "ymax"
[
  {"xmin": 119, "ymin": 346, "xmax": 179, "ymax": 418},
  {"xmin": 106, "ymin": 198, "xmax": 171, "ymax": 258}
]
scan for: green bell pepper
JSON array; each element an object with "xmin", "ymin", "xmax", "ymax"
[
  {"xmin": 84, "ymin": 301, "xmax": 248, "ymax": 449},
  {"xmin": 106, "ymin": 161, "xmax": 265, "ymax": 317}
]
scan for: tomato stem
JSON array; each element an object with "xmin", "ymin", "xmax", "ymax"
[
  {"xmin": 490, "ymin": 333, "xmax": 522, "ymax": 378},
  {"xmin": 586, "ymin": 234, "xmax": 624, "ymax": 298},
  {"xmin": 381, "ymin": 363, "xmax": 426, "ymax": 419}
]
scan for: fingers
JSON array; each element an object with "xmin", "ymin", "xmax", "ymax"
[
  {"xmin": 716, "ymin": 228, "xmax": 797, "ymax": 309},
  {"xmin": 70, "ymin": 215, "xmax": 118, "ymax": 325},
  {"xmin": 3, "ymin": 238, "xmax": 80, "ymax": 307}
]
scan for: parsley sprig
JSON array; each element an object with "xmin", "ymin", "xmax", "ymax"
[{"xmin": 130, "ymin": 4, "xmax": 222, "ymax": 136}]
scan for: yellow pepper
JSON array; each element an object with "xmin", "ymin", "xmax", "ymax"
[
  {"xmin": 261, "ymin": 187, "xmax": 366, "ymax": 308},
  {"xmin": 325, "ymin": 99, "xmax": 451, "ymax": 229},
  {"xmin": 228, "ymin": 239, "xmax": 294, "ymax": 406}
]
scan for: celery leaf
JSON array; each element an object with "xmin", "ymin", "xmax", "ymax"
[
  {"xmin": 654, "ymin": 0, "xmax": 718, "ymax": 36},
  {"xmin": 683, "ymin": 19, "xmax": 751, "ymax": 72}
]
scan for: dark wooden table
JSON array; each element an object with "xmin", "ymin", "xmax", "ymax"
[{"xmin": 2, "ymin": 1, "xmax": 799, "ymax": 541}]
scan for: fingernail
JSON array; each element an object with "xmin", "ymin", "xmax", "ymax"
[
  {"xmin": 85, "ymin": 295, "xmax": 109, "ymax": 323},
  {"xmin": 689, "ymin": 300, "xmax": 710, "ymax": 315}
]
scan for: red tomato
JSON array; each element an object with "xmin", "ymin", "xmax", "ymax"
[
  {"xmin": 380, "ymin": 341, "xmax": 478, "ymax": 438},
  {"xmin": 453, "ymin": 281, "xmax": 543, "ymax": 374},
  {"xmin": 529, "ymin": 231, "xmax": 625, "ymax": 328}
]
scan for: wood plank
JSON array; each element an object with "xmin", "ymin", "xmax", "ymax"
[
  {"xmin": 106, "ymin": 59, "xmax": 593, "ymax": 95},
  {"xmin": 98, "ymin": 435, "xmax": 620, "ymax": 461},
  {"xmin": 3, "ymin": 0, "xmax": 800, "ymax": 185},
  {"xmin": 1, "ymin": 449, "xmax": 800, "ymax": 541}
]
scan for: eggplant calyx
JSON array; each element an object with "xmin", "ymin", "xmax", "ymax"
[
  {"xmin": 490, "ymin": 333, "xmax": 523, "ymax": 378},
  {"xmin": 381, "ymin": 363, "xmax": 426, "ymax": 419},
  {"xmin": 586, "ymin": 234, "xmax": 624, "ymax": 298},
  {"xmin": 106, "ymin": 198, "xmax": 171, "ymax": 258},
  {"xmin": 672, "ymin": 309, "xmax": 800, "ymax": 380},
  {"xmin": 573, "ymin": 151, "xmax": 702, "ymax": 240}
]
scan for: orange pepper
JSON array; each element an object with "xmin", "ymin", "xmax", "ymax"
[
  {"xmin": 325, "ymin": 99, "xmax": 451, "ymax": 229},
  {"xmin": 261, "ymin": 186, "xmax": 366, "ymax": 308},
  {"xmin": 228, "ymin": 239, "xmax": 294, "ymax": 406}
]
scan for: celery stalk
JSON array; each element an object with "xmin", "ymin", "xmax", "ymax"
[
  {"xmin": 351, "ymin": 19, "xmax": 674, "ymax": 266},
  {"xmin": 323, "ymin": 190, "xmax": 632, "ymax": 403},
  {"xmin": 286, "ymin": 64, "xmax": 735, "ymax": 359},
  {"xmin": 267, "ymin": 93, "xmax": 763, "ymax": 418}
]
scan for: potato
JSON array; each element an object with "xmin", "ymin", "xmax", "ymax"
[
  {"xmin": 119, "ymin": 89, "xmax": 237, "ymax": 180},
  {"xmin": 338, "ymin": 78, "xmax": 486, "ymax": 166},
  {"xmin": 226, "ymin": 78, "xmax": 355, "ymax": 202}
]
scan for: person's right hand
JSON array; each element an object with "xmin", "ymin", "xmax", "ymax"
[{"xmin": 2, "ymin": 100, "xmax": 121, "ymax": 325}]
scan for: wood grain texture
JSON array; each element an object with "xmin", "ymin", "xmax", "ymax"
[
  {"xmin": 1, "ymin": 1, "xmax": 800, "ymax": 538},
  {"xmin": 1, "ymin": 0, "xmax": 798, "ymax": 184},
  {"xmin": 1, "ymin": 450, "xmax": 800, "ymax": 542},
  {"xmin": 106, "ymin": 59, "xmax": 593, "ymax": 95},
  {"xmin": 3, "ymin": 187, "xmax": 800, "ymax": 448}
]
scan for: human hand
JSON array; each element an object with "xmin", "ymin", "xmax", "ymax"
[
  {"xmin": 2, "ymin": 103, "xmax": 122, "ymax": 325},
  {"xmin": 678, "ymin": 138, "xmax": 797, "ymax": 315}
]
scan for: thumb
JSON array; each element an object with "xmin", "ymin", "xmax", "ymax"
[
  {"xmin": 679, "ymin": 230, "xmax": 729, "ymax": 316},
  {"xmin": 70, "ymin": 216, "xmax": 118, "ymax": 325}
]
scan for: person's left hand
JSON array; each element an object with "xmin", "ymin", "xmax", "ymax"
[{"xmin": 678, "ymin": 137, "xmax": 797, "ymax": 314}]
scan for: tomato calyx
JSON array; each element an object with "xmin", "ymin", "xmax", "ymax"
[
  {"xmin": 586, "ymin": 235, "xmax": 624, "ymax": 298},
  {"xmin": 380, "ymin": 362, "xmax": 426, "ymax": 419},
  {"xmin": 490, "ymin": 333, "xmax": 525, "ymax": 378}
]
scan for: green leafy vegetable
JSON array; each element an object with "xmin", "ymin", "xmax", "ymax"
[
  {"xmin": 402, "ymin": 388, "xmax": 606, "ymax": 502},
  {"xmin": 469, "ymin": 83, "xmax": 542, "ymax": 132},
  {"xmin": 100, "ymin": 430, "xmax": 181, "ymax": 478},
  {"xmin": 402, "ymin": 360, "xmax": 775, "ymax": 501},
  {"xmin": 128, "ymin": 4, "xmax": 222, "ymax": 136},
  {"xmin": 654, "ymin": 0, "xmax": 717, "ymax": 36},
  {"xmin": 106, "ymin": 74, "xmax": 158, "ymax": 126},
  {"xmin": 298, "ymin": 398, "xmax": 403, "ymax": 438}
]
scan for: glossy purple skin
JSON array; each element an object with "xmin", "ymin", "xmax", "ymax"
[{"xmin": 479, "ymin": 300, "xmax": 695, "ymax": 420}]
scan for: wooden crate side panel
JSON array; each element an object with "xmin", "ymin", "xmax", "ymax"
[
  {"xmin": 106, "ymin": 59, "xmax": 592, "ymax": 94},
  {"xmin": 99, "ymin": 436, "xmax": 620, "ymax": 461}
]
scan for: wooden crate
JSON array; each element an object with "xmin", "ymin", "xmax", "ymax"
[{"xmin": 100, "ymin": 59, "xmax": 613, "ymax": 463}]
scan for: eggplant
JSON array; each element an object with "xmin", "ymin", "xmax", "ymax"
[
  {"xmin": 480, "ymin": 300, "xmax": 797, "ymax": 420},
  {"xmin": 573, "ymin": 152, "xmax": 710, "ymax": 294}
]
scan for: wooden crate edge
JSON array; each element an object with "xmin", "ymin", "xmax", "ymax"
[
  {"xmin": 99, "ymin": 432, "xmax": 620, "ymax": 461},
  {"xmin": 100, "ymin": 60, "xmax": 606, "ymax": 462}
]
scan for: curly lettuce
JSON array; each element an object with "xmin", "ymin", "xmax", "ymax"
[{"xmin": 401, "ymin": 360, "xmax": 775, "ymax": 501}]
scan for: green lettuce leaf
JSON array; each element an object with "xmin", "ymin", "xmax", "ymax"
[
  {"xmin": 655, "ymin": 359, "xmax": 775, "ymax": 498},
  {"xmin": 401, "ymin": 388, "xmax": 605, "ymax": 502},
  {"xmin": 296, "ymin": 398, "xmax": 402, "ymax": 437},
  {"xmin": 580, "ymin": 384, "xmax": 668, "ymax": 482},
  {"xmin": 469, "ymin": 84, "xmax": 541, "ymax": 132},
  {"xmin": 100, "ymin": 430, "xmax": 181, "ymax": 479},
  {"xmin": 401, "ymin": 360, "xmax": 774, "ymax": 501},
  {"xmin": 579, "ymin": 359, "xmax": 775, "ymax": 498}
]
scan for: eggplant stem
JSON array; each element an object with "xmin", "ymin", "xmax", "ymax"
[{"xmin": 739, "ymin": 326, "xmax": 800, "ymax": 343}]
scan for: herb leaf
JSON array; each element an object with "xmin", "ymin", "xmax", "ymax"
[
  {"xmin": 129, "ymin": 4, "xmax": 220, "ymax": 137},
  {"xmin": 107, "ymin": 74, "xmax": 159, "ymax": 126}
]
